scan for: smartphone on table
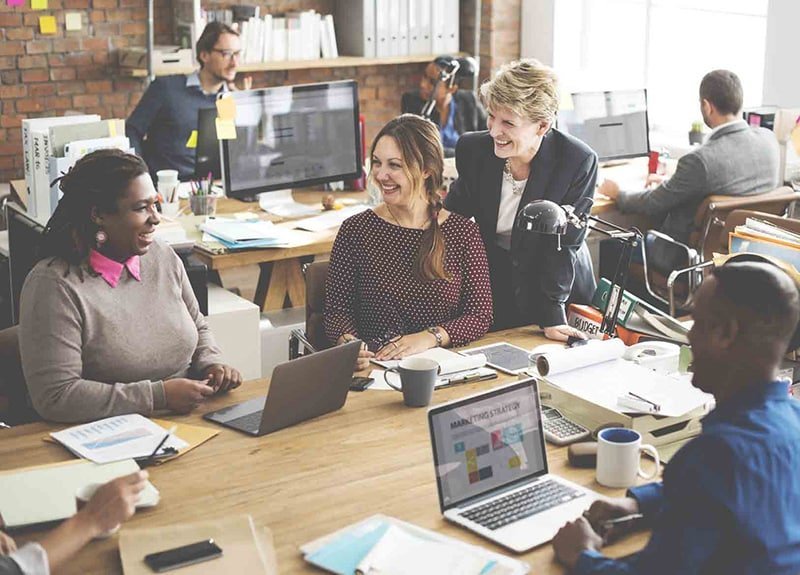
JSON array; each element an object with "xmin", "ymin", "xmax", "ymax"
[{"xmin": 144, "ymin": 539, "xmax": 222, "ymax": 572}]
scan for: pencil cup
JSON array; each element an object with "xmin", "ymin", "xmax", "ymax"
[
  {"xmin": 76, "ymin": 483, "xmax": 123, "ymax": 538},
  {"xmin": 160, "ymin": 201, "xmax": 181, "ymax": 219},
  {"xmin": 382, "ymin": 357, "xmax": 439, "ymax": 407},
  {"xmin": 189, "ymin": 195, "xmax": 217, "ymax": 216},
  {"xmin": 596, "ymin": 428, "xmax": 660, "ymax": 488}
]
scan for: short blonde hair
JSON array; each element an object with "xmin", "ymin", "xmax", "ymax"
[{"xmin": 480, "ymin": 59, "xmax": 559, "ymax": 125}]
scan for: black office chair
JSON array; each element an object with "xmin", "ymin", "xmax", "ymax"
[{"xmin": 288, "ymin": 261, "xmax": 331, "ymax": 359}]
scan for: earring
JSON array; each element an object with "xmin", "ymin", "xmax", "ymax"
[{"xmin": 95, "ymin": 229, "xmax": 107, "ymax": 248}]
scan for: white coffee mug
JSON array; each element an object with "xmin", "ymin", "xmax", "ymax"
[{"xmin": 596, "ymin": 428, "xmax": 660, "ymax": 488}]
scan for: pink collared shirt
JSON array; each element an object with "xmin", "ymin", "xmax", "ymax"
[{"xmin": 89, "ymin": 249, "xmax": 141, "ymax": 288}]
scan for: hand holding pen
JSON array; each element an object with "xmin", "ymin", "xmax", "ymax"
[{"xmin": 582, "ymin": 497, "xmax": 644, "ymax": 543}]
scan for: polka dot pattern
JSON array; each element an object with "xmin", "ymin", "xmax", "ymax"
[{"xmin": 325, "ymin": 209, "xmax": 493, "ymax": 351}]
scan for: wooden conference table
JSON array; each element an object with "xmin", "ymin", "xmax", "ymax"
[{"xmin": 0, "ymin": 327, "xmax": 651, "ymax": 574}]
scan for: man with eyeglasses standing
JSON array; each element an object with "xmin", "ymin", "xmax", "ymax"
[{"xmin": 126, "ymin": 22, "xmax": 252, "ymax": 181}]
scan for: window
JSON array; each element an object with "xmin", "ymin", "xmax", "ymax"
[{"xmin": 546, "ymin": 0, "xmax": 768, "ymax": 144}]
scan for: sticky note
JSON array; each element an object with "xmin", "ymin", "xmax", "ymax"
[
  {"xmin": 65, "ymin": 12, "xmax": 82, "ymax": 30},
  {"xmin": 215, "ymin": 118, "xmax": 237, "ymax": 140},
  {"xmin": 216, "ymin": 96, "xmax": 237, "ymax": 121},
  {"xmin": 108, "ymin": 120, "xmax": 117, "ymax": 137},
  {"xmin": 792, "ymin": 124, "xmax": 800, "ymax": 156},
  {"xmin": 7, "ymin": 0, "xmax": 24, "ymax": 7},
  {"xmin": 186, "ymin": 130, "xmax": 198, "ymax": 148},
  {"xmin": 39, "ymin": 15, "xmax": 56, "ymax": 34},
  {"xmin": 31, "ymin": 0, "xmax": 46, "ymax": 9}
]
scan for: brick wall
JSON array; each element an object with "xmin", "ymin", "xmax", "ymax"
[{"xmin": 0, "ymin": 0, "xmax": 520, "ymax": 182}]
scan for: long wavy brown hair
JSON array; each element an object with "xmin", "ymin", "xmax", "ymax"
[{"xmin": 369, "ymin": 114, "xmax": 450, "ymax": 282}]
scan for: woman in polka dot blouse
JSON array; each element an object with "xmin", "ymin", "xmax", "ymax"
[{"xmin": 324, "ymin": 114, "xmax": 493, "ymax": 370}]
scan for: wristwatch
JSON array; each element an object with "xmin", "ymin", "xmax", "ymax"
[{"xmin": 427, "ymin": 326, "xmax": 443, "ymax": 347}]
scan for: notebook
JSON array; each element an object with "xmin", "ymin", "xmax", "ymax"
[
  {"xmin": 301, "ymin": 514, "xmax": 529, "ymax": 575},
  {"xmin": 0, "ymin": 458, "xmax": 159, "ymax": 528}
]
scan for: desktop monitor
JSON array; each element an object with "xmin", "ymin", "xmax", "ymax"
[
  {"xmin": 7, "ymin": 202, "xmax": 45, "ymax": 324},
  {"xmin": 196, "ymin": 107, "xmax": 222, "ymax": 180},
  {"xmin": 220, "ymin": 80, "xmax": 362, "ymax": 201},
  {"xmin": 558, "ymin": 89, "xmax": 650, "ymax": 161}
]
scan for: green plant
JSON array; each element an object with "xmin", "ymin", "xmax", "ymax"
[{"xmin": 690, "ymin": 121, "xmax": 704, "ymax": 133}]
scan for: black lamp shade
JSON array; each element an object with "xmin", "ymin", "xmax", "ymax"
[{"xmin": 516, "ymin": 199, "xmax": 569, "ymax": 235}]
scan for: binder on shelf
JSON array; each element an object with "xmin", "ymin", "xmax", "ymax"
[
  {"xmin": 335, "ymin": 0, "xmax": 376, "ymax": 58},
  {"xmin": 396, "ymin": 0, "xmax": 409, "ymax": 56},
  {"xmin": 321, "ymin": 14, "xmax": 339, "ymax": 59},
  {"xmin": 375, "ymin": 2, "xmax": 391, "ymax": 58},
  {"xmin": 443, "ymin": 0, "xmax": 459, "ymax": 54},
  {"xmin": 430, "ymin": 0, "xmax": 447, "ymax": 54},
  {"xmin": 272, "ymin": 17, "xmax": 287, "ymax": 61},
  {"xmin": 408, "ymin": 0, "xmax": 431, "ymax": 55}
]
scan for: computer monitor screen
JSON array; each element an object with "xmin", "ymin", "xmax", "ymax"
[
  {"xmin": 196, "ymin": 107, "xmax": 221, "ymax": 180},
  {"xmin": 7, "ymin": 202, "xmax": 45, "ymax": 324},
  {"xmin": 220, "ymin": 80, "xmax": 361, "ymax": 201},
  {"xmin": 558, "ymin": 89, "xmax": 650, "ymax": 161}
]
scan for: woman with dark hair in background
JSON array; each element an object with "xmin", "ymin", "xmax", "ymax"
[
  {"xmin": 19, "ymin": 149, "xmax": 241, "ymax": 423},
  {"xmin": 325, "ymin": 114, "xmax": 493, "ymax": 370},
  {"xmin": 401, "ymin": 56, "xmax": 487, "ymax": 157}
]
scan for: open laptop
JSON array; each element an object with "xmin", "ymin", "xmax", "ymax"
[
  {"xmin": 204, "ymin": 341, "xmax": 361, "ymax": 436},
  {"xmin": 427, "ymin": 378, "xmax": 597, "ymax": 552}
]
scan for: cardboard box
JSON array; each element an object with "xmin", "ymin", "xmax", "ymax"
[{"xmin": 119, "ymin": 46, "xmax": 194, "ymax": 73}]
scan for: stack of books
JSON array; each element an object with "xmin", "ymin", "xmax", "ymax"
[{"xmin": 729, "ymin": 217, "xmax": 800, "ymax": 270}]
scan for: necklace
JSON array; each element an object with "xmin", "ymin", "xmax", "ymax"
[
  {"xmin": 503, "ymin": 159, "xmax": 528, "ymax": 196},
  {"xmin": 385, "ymin": 204, "xmax": 426, "ymax": 230}
]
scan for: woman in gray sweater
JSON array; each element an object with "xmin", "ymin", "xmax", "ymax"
[{"xmin": 19, "ymin": 149, "xmax": 241, "ymax": 423}]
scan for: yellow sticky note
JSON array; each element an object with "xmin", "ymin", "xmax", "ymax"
[
  {"xmin": 215, "ymin": 118, "xmax": 237, "ymax": 140},
  {"xmin": 216, "ymin": 96, "xmax": 237, "ymax": 121},
  {"xmin": 108, "ymin": 119, "xmax": 117, "ymax": 137},
  {"xmin": 31, "ymin": 0, "xmax": 47, "ymax": 9},
  {"xmin": 39, "ymin": 15, "xmax": 56, "ymax": 34},
  {"xmin": 65, "ymin": 12, "xmax": 82, "ymax": 31},
  {"xmin": 186, "ymin": 130, "xmax": 198, "ymax": 149},
  {"xmin": 791, "ymin": 124, "xmax": 800, "ymax": 157}
]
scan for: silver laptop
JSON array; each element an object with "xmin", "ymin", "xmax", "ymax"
[
  {"xmin": 427, "ymin": 378, "xmax": 597, "ymax": 552},
  {"xmin": 204, "ymin": 341, "xmax": 361, "ymax": 436}
]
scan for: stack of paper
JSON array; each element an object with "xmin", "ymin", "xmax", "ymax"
[
  {"xmin": 301, "ymin": 515, "xmax": 528, "ymax": 575},
  {"xmin": 199, "ymin": 218, "xmax": 302, "ymax": 249},
  {"xmin": 370, "ymin": 348, "xmax": 494, "ymax": 389},
  {"xmin": 50, "ymin": 414, "xmax": 189, "ymax": 464}
]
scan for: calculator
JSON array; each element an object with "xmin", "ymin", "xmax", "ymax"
[{"xmin": 541, "ymin": 406, "xmax": 591, "ymax": 445}]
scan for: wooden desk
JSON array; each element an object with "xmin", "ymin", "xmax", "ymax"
[
  {"xmin": 189, "ymin": 190, "xmax": 366, "ymax": 312},
  {"xmin": 9, "ymin": 179, "xmax": 616, "ymax": 311},
  {"xmin": 0, "ymin": 328, "xmax": 650, "ymax": 574}
]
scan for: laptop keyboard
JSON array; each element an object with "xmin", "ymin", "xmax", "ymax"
[
  {"xmin": 228, "ymin": 410, "xmax": 264, "ymax": 433},
  {"xmin": 460, "ymin": 479, "xmax": 584, "ymax": 530}
]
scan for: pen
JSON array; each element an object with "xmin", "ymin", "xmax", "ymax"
[
  {"xmin": 146, "ymin": 425, "xmax": 177, "ymax": 463},
  {"xmin": 600, "ymin": 513, "xmax": 645, "ymax": 534}
]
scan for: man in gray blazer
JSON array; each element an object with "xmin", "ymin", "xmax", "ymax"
[{"xmin": 599, "ymin": 70, "xmax": 780, "ymax": 245}]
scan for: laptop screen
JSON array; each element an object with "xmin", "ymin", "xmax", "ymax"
[{"xmin": 428, "ymin": 379, "xmax": 547, "ymax": 511}]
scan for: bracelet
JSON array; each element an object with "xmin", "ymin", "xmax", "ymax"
[{"xmin": 427, "ymin": 326, "xmax": 443, "ymax": 347}]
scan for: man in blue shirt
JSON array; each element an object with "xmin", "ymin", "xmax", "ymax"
[
  {"xmin": 552, "ymin": 260, "xmax": 800, "ymax": 574},
  {"xmin": 126, "ymin": 22, "xmax": 251, "ymax": 180}
]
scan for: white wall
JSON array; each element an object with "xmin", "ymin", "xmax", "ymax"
[
  {"xmin": 763, "ymin": 0, "xmax": 800, "ymax": 107},
  {"xmin": 520, "ymin": 0, "xmax": 556, "ymax": 65}
]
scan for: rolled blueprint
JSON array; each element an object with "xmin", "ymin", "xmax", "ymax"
[{"xmin": 535, "ymin": 338, "xmax": 626, "ymax": 377}]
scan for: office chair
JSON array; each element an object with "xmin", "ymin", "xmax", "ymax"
[
  {"xmin": 0, "ymin": 325, "xmax": 39, "ymax": 426},
  {"xmin": 633, "ymin": 186, "xmax": 800, "ymax": 315},
  {"xmin": 289, "ymin": 260, "xmax": 331, "ymax": 359}
]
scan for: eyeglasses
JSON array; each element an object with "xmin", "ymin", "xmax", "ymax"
[{"xmin": 212, "ymin": 49, "xmax": 242, "ymax": 61}]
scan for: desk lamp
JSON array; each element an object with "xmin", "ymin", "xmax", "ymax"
[{"xmin": 516, "ymin": 198, "xmax": 642, "ymax": 336}]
